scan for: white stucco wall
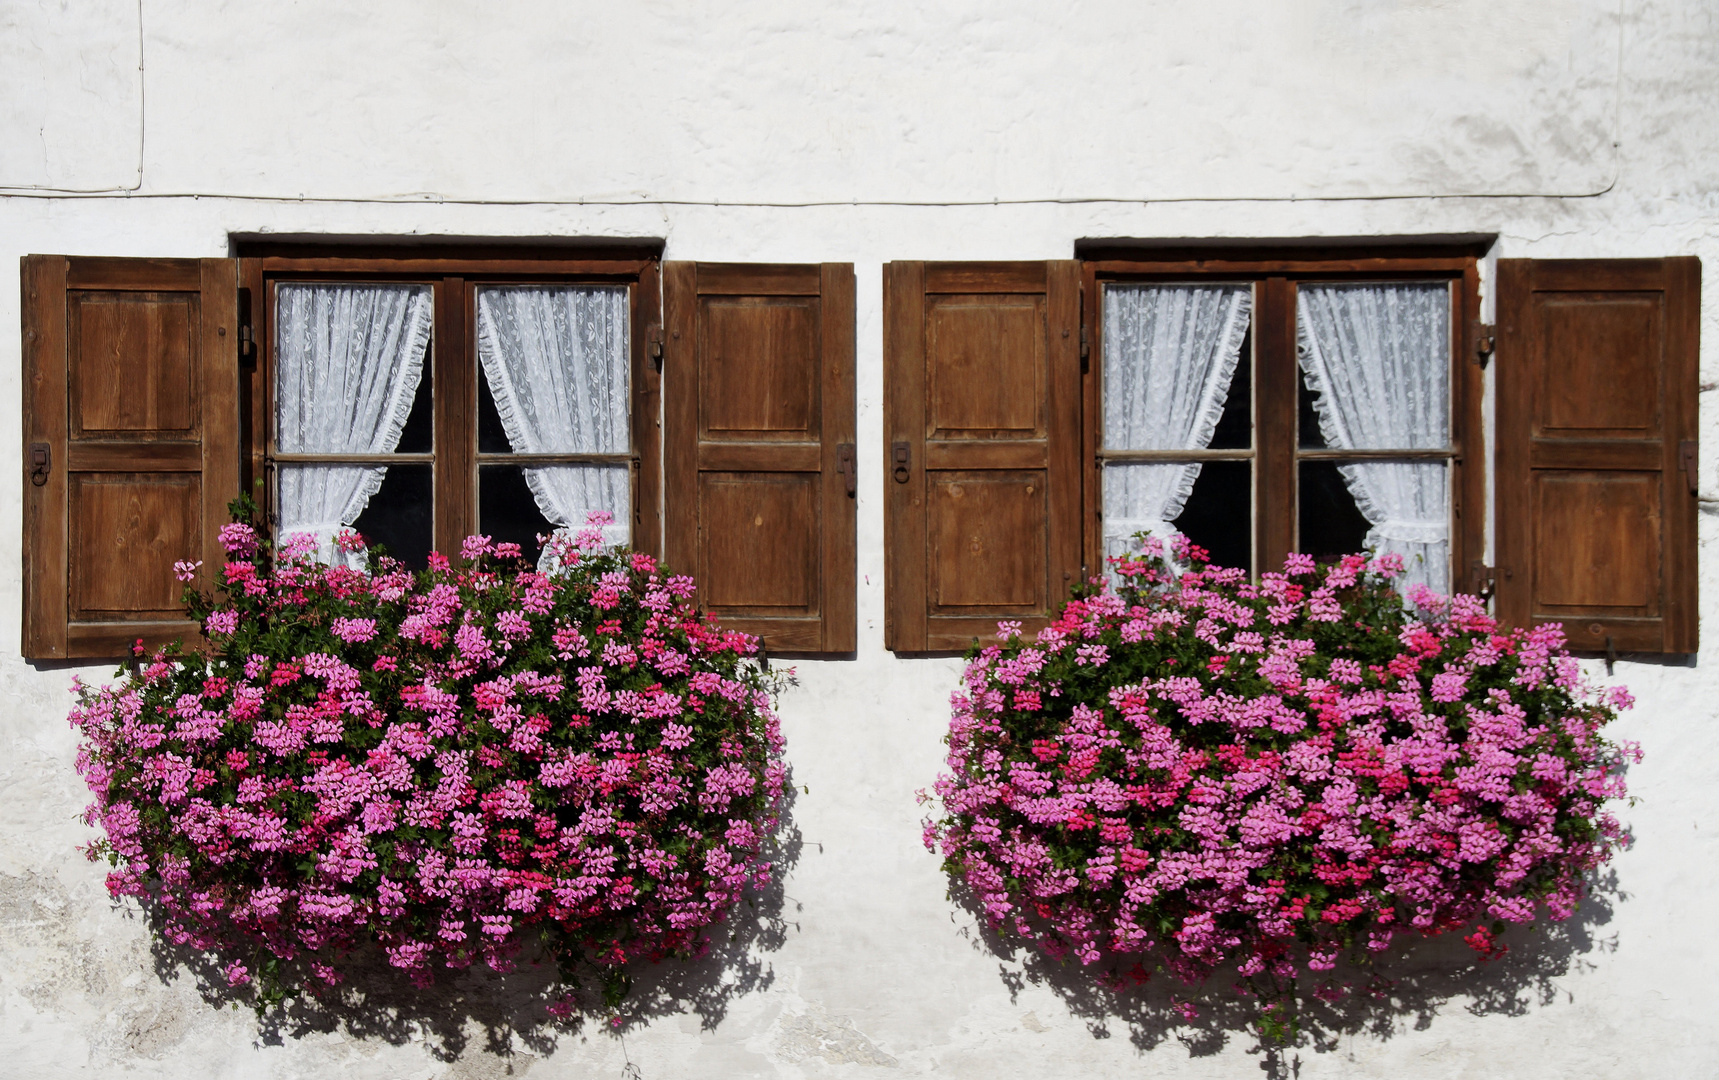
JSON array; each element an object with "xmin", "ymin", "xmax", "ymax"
[{"xmin": 2, "ymin": 1, "xmax": 1716, "ymax": 1077}]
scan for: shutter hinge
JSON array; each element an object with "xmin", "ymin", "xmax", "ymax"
[
  {"xmin": 1680, "ymin": 440, "xmax": 1698, "ymax": 495},
  {"xmin": 647, "ymin": 326, "xmax": 665, "ymax": 372},
  {"xmin": 236, "ymin": 287, "xmax": 256, "ymax": 367},
  {"xmin": 837, "ymin": 442, "xmax": 857, "ymax": 497},
  {"xmin": 1470, "ymin": 320, "xmax": 1496, "ymax": 366},
  {"xmin": 1079, "ymin": 325, "xmax": 1091, "ymax": 372},
  {"xmin": 631, "ymin": 455, "xmax": 643, "ymax": 524}
]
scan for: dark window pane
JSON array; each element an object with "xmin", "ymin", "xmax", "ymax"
[
  {"xmin": 1172, "ymin": 460, "xmax": 1251, "ymax": 572},
  {"xmin": 1297, "ymin": 363, "xmax": 1328, "ymax": 449},
  {"xmin": 394, "ymin": 340, "xmax": 434, "ymax": 453},
  {"xmin": 478, "ymin": 367, "xmax": 513, "ymax": 454},
  {"xmin": 350, "ymin": 465, "xmax": 433, "ymax": 569},
  {"xmin": 1207, "ymin": 328, "xmax": 1253, "ymax": 450},
  {"xmin": 480, "ymin": 465, "xmax": 557, "ymax": 565},
  {"xmin": 1297, "ymin": 461, "xmax": 1372, "ymax": 562}
]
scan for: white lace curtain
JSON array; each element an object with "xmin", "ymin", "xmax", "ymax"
[
  {"xmin": 275, "ymin": 283, "xmax": 433, "ymax": 567},
  {"xmin": 1102, "ymin": 284, "xmax": 1252, "ymax": 566},
  {"xmin": 1296, "ymin": 282, "xmax": 1451, "ymax": 596},
  {"xmin": 475, "ymin": 286, "xmax": 631, "ymax": 558}
]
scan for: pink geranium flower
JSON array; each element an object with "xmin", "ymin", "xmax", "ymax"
[
  {"xmin": 69, "ymin": 497, "xmax": 786, "ymax": 1022},
  {"xmin": 925, "ymin": 543, "xmax": 1634, "ymax": 1039}
]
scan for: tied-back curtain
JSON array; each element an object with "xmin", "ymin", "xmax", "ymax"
[
  {"xmin": 1297, "ymin": 282, "xmax": 1451, "ymax": 596},
  {"xmin": 475, "ymin": 286, "xmax": 631, "ymax": 559},
  {"xmin": 275, "ymin": 283, "xmax": 433, "ymax": 567},
  {"xmin": 1102, "ymin": 283, "xmax": 1252, "ymax": 566}
]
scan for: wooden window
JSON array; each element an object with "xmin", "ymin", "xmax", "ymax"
[
  {"xmin": 883, "ymin": 261, "xmax": 1084, "ymax": 651},
  {"xmin": 663, "ymin": 262, "xmax": 857, "ymax": 654},
  {"xmin": 22, "ymin": 256, "xmax": 240, "ymax": 659},
  {"xmin": 1081, "ymin": 252, "xmax": 1486, "ymax": 594},
  {"xmin": 240, "ymin": 249, "xmax": 663, "ymax": 568},
  {"xmin": 1495, "ymin": 257, "xmax": 1701, "ymax": 654}
]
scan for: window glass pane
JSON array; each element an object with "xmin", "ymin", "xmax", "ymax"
[
  {"xmin": 394, "ymin": 339, "xmax": 433, "ymax": 453},
  {"xmin": 477, "ymin": 360, "xmax": 512, "ymax": 454},
  {"xmin": 1296, "ymin": 363, "xmax": 1328, "ymax": 450},
  {"xmin": 1102, "ymin": 283, "xmax": 1252, "ymax": 452},
  {"xmin": 273, "ymin": 283, "xmax": 433, "ymax": 454},
  {"xmin": 350, "ymin": 465, "xmax": 434, "ymax": 569},
  {"xmin": 1298, "ymin": 460, "xmax": 1450, "ymax": 594},
  {"xmin": 1101, "ymin": 283, "xmax": 1254, "ymax": 571},
  {"xmin": 480, "ymin": 463, "xmax": 631, "ymax": 560},
  {"xmin": 474, "ymin": 285, "xmax": 630, "ymax": 454},
  {"xmin": 479, "ymin": 465, "xmax": 558, "ymax": 565},
  {"xmin": 1296, "ymin": 282, "xmax": 1450, "ymax": 450},
  {"xmin": 1207, "ymin": 328, "xmax": 1252, "ymax": 450},
  {"xmin": 1172, "ymin": 460, "xmax": 1252, "ymax": 571},
  {"xmin": 1297, "ymin": 461, "xmax": 1372, "ymax": 563},
  {"xmin": 272, "ymin": 282, "xmax": 435, "ymax": 569},
  {"xmin": 278, "ymin": 463, "xmax": 432, "ymax": 569}
]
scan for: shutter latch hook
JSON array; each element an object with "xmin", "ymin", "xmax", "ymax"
[{"xmin": 28, "ymin": 443, "xmax": 50, "ymax": 487}]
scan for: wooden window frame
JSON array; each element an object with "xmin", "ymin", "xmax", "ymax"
[
  {"xmin": 1080, "ymin": 251, "xmax": 1485, "ymax": 586},
  {"xmin": 237, "ymin": 246, "xmax": 663, "ymax": 561}
]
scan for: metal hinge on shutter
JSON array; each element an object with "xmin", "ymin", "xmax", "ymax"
[
  {"xmin": 1079, "ymin": 325, "xmax": 1091, "ymax": 373},
  {"xmin": 631, "ymin": 455, "xmax": 643, "ymax": 525},
  {"xmin": 1470, "ymin": 320, "xmax": 1496, "ymax": 366},
  {"xmin": 237, "ymin": 287, "xmax": 256, "ymax": 367}
]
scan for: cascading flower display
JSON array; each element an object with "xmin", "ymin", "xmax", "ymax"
[
  {"xmin": 924, "ymin": 538, "xmax": 1635, "ymax": 1035},
  {"xmin": 70, "ymin": 502, "xmax": 786, "ymax": 1015}
]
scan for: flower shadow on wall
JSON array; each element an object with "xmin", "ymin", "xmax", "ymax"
[
  {"xmin": 955, "ymin": 865, "xmax": 1623, "ymax": 1074},
  {"xmin": 925, "ymin": 541, "xmax": 1638, "ymax": 1072},
  {"xmin": 132, "ymin": 785, "xmax": 803, "ymax": 1060}
]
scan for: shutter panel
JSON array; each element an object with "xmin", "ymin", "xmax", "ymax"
[
  {"xmin": 1496, "ymin": 257, "xmax": 1700, "ymax": 653},
  {"xmin": 21, "ymin": 256, "xmax": 240, "ymax": 660},
  {"xmin": 662, "ymin": 262, "xmax": 856, "ymax": 654},
  {"xmin": 883, "ymin": 261, "xmax": 1083, "ymax": 652}
]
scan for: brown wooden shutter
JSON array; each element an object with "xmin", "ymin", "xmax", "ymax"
[
  {"xmin": 21, "ymin": 256, "xmax": 240, "ymax": 660},
  {"xmin": 1496, "ymin": 257, "xmax": 1700, "ymax": 653},
  {"xmin": 883, "ymin": 261, "xmax": 1083, "ymax": 652},
  {"xmin": 662, "ymin": 262, "xmax": 856, "ymax": 654}
]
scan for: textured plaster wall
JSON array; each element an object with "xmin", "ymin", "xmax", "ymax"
[{"xmin": 1, "ymin": 1, "xmax": 1717, "ymax": 1077}]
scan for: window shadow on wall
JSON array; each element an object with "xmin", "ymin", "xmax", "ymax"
[
  {"xmin": 950, "ymin": 864, "xmax": 1624, "ymax": 1078},
  {"xmin": 131, "ymin": 782, "xmax": 804, "ymax": 1062}
]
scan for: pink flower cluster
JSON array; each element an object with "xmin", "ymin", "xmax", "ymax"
[
  {"xmin": 71, "ymin": 507, "xmax": 786, "ymax": 1013},
  {"xmin": 925, "ymin": 540, "xmax": 1635, "ymax": 1006}
]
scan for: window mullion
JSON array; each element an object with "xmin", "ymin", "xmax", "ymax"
[
  {"xmin": 1256, "ymin": 277, "xmax": 1297, "ymax": 574},
  {"xmin": 433, "ymin": 276, "xmax": 476, "ymax": 556}
]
